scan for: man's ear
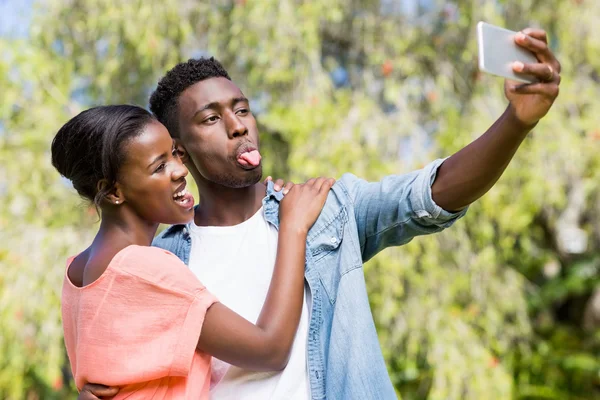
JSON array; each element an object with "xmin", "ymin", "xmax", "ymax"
[
  {"xmin": 97, "ymin": 179, "xmax": 125, "ymax": 205},
  {"xmin": 174, "ymin": 139, "xmax": 189, "ymax": 164}
]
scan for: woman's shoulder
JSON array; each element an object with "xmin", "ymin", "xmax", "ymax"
[
  {"xmin": 115, "ymin": 245, "xmax": 204, "ymax": 292},
  {"xmin": 120, "ymin": 244, "xmax": 182, "ymax": 263}
]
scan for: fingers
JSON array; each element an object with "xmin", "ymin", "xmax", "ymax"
[
  {"xmin": 272, "ymin": 178, "xmax": 285, "ymax": 191},
  {"xmin": 319, "ymin": 178, "xmax": 335, "ymax": 195},
  {"xmin": 509, "ymin": 81, "xmax": 559, "ymax": 98},
  {"xmin": 290, "ymin": 177, "xmax": 334, "ymax": 196},
  {"xmin": 515, "ymin": 32, "xmax": 552, "ymax": 63},
  {"xmin": 510, "ymin": 27, "xmax": 561, "ymax": 101},
  {"xmin": 265, "ymin": 176, "xmax": 296, "ymax": 193},
  {"xmin": 307, "ymin": 177, "xmax": 335, "ymax": 194},
  {"xmin": 311, "ymin": 177, "xmax": 328, "ymax": 192},
  {"xmin": 80, "ymin": 383, "xmax": 119, "ymax": 398},
  {"xmin": 512, "ymin": 61, "xmax": 557, "ymax": 83},
  {"xmin": 78, "ymin": 392, "xmax": 93, "ymax": 400},
  {"xmin": 515, "ymin": 29, "xmax": 561, "ymax": 73},
  {"xmin": 282, "ymin": 181, "xmax": 294, "ymax": 195},
  {"xmin": 305, "ymin": 178, "xmax": 317, "ymax": 187},
  {"xmin": 521, "ymin": 28, "xmax": 547, "ymax": 43}
]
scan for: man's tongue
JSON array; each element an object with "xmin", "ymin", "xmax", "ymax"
[{"xmin": 237, "ymin": 149, "xmax": 261, "ymax": 167}]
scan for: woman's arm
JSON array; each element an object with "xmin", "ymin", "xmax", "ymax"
[{"xmin": 197, "ymin": 177, "xmax": 335, "ymax": 371}]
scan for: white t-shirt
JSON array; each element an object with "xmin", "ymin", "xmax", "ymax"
[{"xmin": 187, "ymin": 207, "xmax": 310, "ymax": 400}]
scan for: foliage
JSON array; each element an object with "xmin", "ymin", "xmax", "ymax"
[{"xmin": 1, "ymin": 0, "xmax": 599, "ymax": 398}]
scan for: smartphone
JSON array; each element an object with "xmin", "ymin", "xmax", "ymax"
[{"xmin": 477, "ymin": 21, "xmax": 538, "ymax": 84}]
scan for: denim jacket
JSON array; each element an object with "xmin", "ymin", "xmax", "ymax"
[{"xmin": 153, "ymin": 158, "xmax": 467, "ymax": 399}]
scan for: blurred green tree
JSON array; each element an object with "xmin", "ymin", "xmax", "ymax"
[{"xmin": 1, "ymin": 0, "xmax": 598, "ymax": 399}]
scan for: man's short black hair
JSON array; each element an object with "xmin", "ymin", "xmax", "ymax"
[{"xmin": 149, "ymin": 57, "xmax": 231, "ymax": 137}]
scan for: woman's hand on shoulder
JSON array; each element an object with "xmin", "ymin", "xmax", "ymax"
[{"xmin": 279, "ymin": 177, "xmax": 335, "ymax": 235}]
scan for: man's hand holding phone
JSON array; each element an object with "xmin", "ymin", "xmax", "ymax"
[
  {"xmin": 478, "ymin": 23, "xmax": 561, "ymax": 127},
  {"xmin": 505, "ymin": 28, "xmax": 561, "ymax": 127}
]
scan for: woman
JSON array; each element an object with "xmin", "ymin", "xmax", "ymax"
[{"xmin": 51, "ymin": 104, "xmax": 334, "ymax": 399}]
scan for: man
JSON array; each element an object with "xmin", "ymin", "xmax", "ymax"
[{"xmin": 79, "ymin": 28, "xmax": 560, "ymax": 399}]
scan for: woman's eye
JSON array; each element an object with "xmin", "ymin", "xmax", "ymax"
[
  {"xmin": 236, "ymin": 108, "xmax": 249, "ymax": 115},
  {"xmin": 154, "ymin": 163, "xmax": 166, "ymax": 173},
  {"xmin": 205, "ymin": 116, "xmax": 219, "ymax": 123}
]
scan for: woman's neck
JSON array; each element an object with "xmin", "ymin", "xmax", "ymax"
[
  {"xmin": 96, "ymin": 208, "xmax": 160, "ymax": 248},
  {"xmin": 70, "ymin": 208, "xmax": 160, "ymax": 287}
]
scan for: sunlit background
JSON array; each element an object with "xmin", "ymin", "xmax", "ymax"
[{"xmin": 1, "ymin": 0, "xmax": 599, "ymax": 399}]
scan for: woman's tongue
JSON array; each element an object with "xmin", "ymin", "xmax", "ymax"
[{"xmin": 237, "ymin": 149, "xmax": 261, "ymax": 167}]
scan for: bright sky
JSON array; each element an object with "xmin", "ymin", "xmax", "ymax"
[{"xmin": 0, "ymin": 0, "xmax": 33, "ymax": 38}]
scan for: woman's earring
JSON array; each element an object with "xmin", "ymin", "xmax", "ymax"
[{"xmin": 115, "ymin": 200, "xmax": 120, "ymax": 204}]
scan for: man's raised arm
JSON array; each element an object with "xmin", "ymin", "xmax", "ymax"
[
  {"xmin": 432, "ymin": 28, "xmax": 560, "ymax": 211},
  {"xmin": 346, "ymin": 28, "xmax": 560, "ymax": 261}
]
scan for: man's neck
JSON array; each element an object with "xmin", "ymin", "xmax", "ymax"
[{"xmin": 194, "ymin": 181, "xmax": 266, "ymax": 227}]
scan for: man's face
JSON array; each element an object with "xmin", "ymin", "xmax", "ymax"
[{"xmin": 176, "ymin": 77, "xmax": 262, "ymax": 188}]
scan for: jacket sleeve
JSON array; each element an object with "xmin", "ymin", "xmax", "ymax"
[{"xmin": 340, "ymin": 158, "xmax": 468, "ymax": 262}]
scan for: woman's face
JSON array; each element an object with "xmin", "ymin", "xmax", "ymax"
[{"xmin": 115, "ymin": 120, "xmax": 195, "ymax": 225}]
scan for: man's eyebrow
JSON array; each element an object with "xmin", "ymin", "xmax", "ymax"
[
  {"xmin": 192, "ymin": 102, "xmax": 220, "ymax": 119},
  {"xmin": 232, "ymin": 96, "xmax": 249, "ymax": 105},
  {"xmin": 192, "ymin": 97, "xmax": 250, "ymax": 119}
]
